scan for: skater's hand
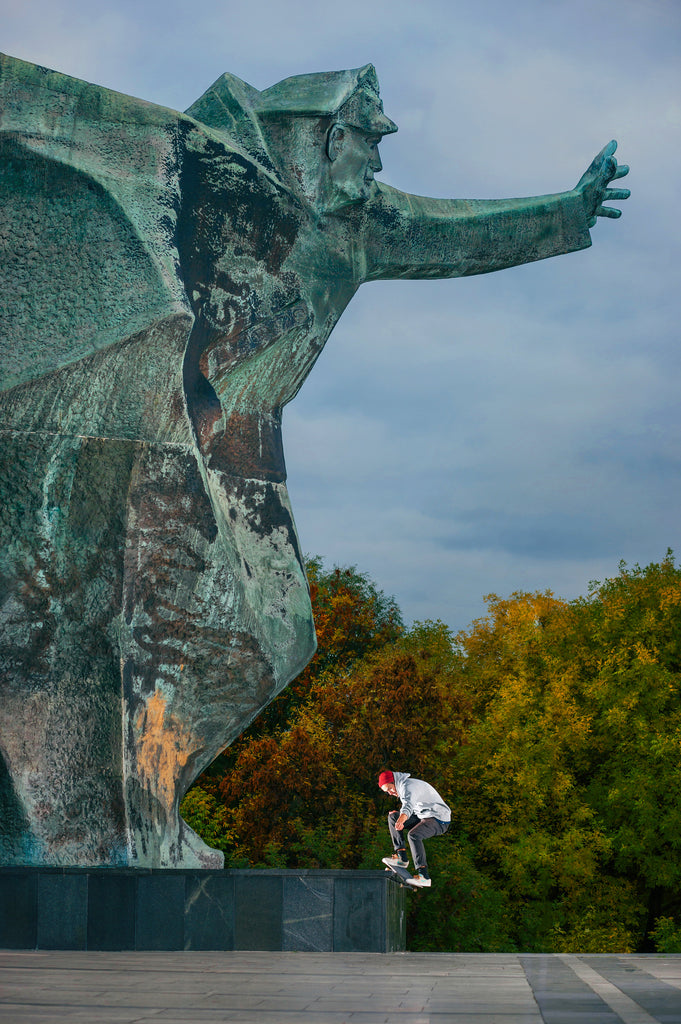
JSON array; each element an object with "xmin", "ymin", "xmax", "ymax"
[{"xmin": 395, "ymin": 814, "xmax": 408, "ymax": 831}]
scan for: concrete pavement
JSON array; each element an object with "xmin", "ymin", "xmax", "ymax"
[{"xmin": 0, "ymin": 950, "xmax": 679, "ymax": 1023}]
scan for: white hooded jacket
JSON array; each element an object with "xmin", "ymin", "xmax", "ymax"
[{"xmin": 393, "ymin": 772, "xmax": 451, "ymax": 823}]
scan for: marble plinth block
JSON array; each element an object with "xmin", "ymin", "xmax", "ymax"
[{"xmin": 0, "ymin": 868, "xmax": 405, "ymax": 952}]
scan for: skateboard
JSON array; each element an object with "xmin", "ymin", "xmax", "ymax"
[{"xmin": 382, "ymin": 859, "xmax": 419, "ymax": 891}]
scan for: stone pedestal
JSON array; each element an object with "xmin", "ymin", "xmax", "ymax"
[{"xmin": 0, "ymin": 868, "xmax": 405, "ymax": 953}]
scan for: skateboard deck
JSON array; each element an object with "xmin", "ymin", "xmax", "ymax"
[{"xmin": 383, "ymin": 860, "xmax": 417, "ymax": 890}]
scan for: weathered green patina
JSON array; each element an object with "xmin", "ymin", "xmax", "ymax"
[{"xmin": 0, "ymin": 54, "xmax": 629, "ymax": 867}]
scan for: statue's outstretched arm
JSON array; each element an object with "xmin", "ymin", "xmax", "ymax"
[{"xmin": 363, "ymin": 141, "xmax": 629, "ymax": 282}]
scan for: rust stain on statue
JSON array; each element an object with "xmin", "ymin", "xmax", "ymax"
[{"xmin": 134, "ymin": 689, "xmax": 195, "ymax": 813}]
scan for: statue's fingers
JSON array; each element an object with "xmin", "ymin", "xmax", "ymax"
[
  {"xmin": 604, "ymin": 187, "xmax": 631, "ymax": 201},
  {"xmin": 596, "ymin": 205, "xmax": 622, "ymax": 219},
  {"xmin": 613, "ymin": 163, "xmax": 629, "ymax": 179},
  {"xmin": 587, "ymin": 139, "xmax": 617, "ymax": 175},
  {"xmin": 605, "ymin": 156, "xmax": 618, "ymax": 179}
]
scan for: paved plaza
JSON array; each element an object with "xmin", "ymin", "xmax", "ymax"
[{"xmin": 0, "ymin": 950, "xmax": 679, "ymax": 1024}]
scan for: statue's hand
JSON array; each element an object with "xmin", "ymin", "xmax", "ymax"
[{"xmin": 575, "ymin": 140, "xmax": 630, "ymax": 228}]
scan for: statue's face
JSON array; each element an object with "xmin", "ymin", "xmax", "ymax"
[{"xmin": 327, "ymin": 125, "xmax": 383, "ymax": 207}]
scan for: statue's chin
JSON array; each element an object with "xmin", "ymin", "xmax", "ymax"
[{"xmin": 323, "ymin": 182, "xmax": 376, "ymax": 214}]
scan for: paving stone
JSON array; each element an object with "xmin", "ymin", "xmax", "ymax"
[
  {"xmin": 581, "ymin": 955, "xmax": 681, "ymax": 1023},
  {"xmin": 521, "ymin": 954, "xmax": 622, "ymax": 1023},
  {"xmin": 0, "ymin": 950, "xmax": 679, "ymax": 1023}
]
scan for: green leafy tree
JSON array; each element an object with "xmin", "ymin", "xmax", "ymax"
[
  {"xmin": 575, "ymin": 553, "xmax": 681, "ymax": 945},
  {"xmin": 449, "ymin": 590, "xmax": 621, "ymax": 949},
  {"xmin": 450, "ymin": 554, "xmax": 681, "ymax": 951}
]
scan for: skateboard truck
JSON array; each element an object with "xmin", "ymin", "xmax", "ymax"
[{"xmin": 383, "ymin": 860, "xmax": 419, "ymax": 891}]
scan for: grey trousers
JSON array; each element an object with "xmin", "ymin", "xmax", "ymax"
[{"xmin": 388, "ymin": 810, "xmax": 449, "ymax": 872}]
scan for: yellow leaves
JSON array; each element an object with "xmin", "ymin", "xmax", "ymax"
[
  {"xmin": 179, "ymin": 785, "xmax": 235, "ymax": 854},
  {"xmin": 550, "ymin": 917, "xmax": 636, "ymax": 954},
  {"xmin": 659, "ymin": 583, "xmax": 681, "ymax": 609},
  {"xmin": 634, "ymin": 641, "xmax": 658, "ymax": 664}
]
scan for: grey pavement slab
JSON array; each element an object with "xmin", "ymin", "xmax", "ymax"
[
  {"xmin": 0, "ymin": 950, "xmax": 678, "ymax": 1023},
  {"xmin": 561, "ymin": 955, "xmax": 681, "ymax": 1024}
]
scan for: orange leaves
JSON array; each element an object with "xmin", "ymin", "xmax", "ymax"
[
  {"xmin": 305, "ymin": 557, "xmax": 404, "ymax": 673},
  {"xmin": 213, "ymin": 721, "xmax": 342, "ymax": 865},
  {"xmin": 211, "ymin": 641, "xmax": 465, "ymax": 867}
]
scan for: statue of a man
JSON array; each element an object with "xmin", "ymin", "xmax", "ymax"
[{"xmin": 0, "ymin": 56, "xmax": 628, "ymax": 867}]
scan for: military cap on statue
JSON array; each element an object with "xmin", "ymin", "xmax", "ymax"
[
  {"xmin": 254, "ymin": 65, "xmax": 398, "ymax": 135},
  {"xmin": 187, "ymin": 64, "xmax": 398, "ymax": 144}
]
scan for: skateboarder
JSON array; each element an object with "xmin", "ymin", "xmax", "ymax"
[{"xmin": 378, "ymin": 770, "xmax": 451, "ymax": 888}]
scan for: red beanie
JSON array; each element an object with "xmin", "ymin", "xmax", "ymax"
[{"xmin": 378, "ymin": 771, "xmax": 394, "ymax": 788}]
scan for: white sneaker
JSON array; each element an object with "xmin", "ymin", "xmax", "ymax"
[
  {"xmin": 382, "ymin": 854, "xmax": 409, "ymax": 869},
  {"xmin": 406, "ymin": 872, "xmax": 431, "ymax": 888}
]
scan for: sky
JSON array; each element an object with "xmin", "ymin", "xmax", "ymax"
[{"xmin": 4, "ymin": 0, "xmax": 680, "ymax": 633}]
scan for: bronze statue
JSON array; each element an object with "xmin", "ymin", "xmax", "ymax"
[{"xmin": 0, "ymin": 55, "xmax": 629, "ymax": 866}]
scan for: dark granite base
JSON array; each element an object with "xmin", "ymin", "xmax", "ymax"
[{"xmin": 0, "ymin": 868, "xmax": 405, "ymax": 952}]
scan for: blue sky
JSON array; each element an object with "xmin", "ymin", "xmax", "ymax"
[{"xmin": 4, "ymin": 0, "xmax": 680, "ymax": 632}]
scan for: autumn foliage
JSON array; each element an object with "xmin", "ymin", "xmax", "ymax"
[{"xmin": 182, "ymin": 551, "xmax": 681, "ymax": 953}]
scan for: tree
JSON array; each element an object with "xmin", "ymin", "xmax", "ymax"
[
  {"xmin": 451, "ymin": 590, "xmax": 625, "ymax": 950},
  {"xmin": 210, "ymin": 638, "xmax": 469, "ymax": 867},
  {"xmin": 574, "ymin": 553, "xmax": 681, "ymax": 945},
  {"xmin": 182, "ymin": 551, "xmax": 681, "ymax": 953},
  {"xmin": 449, "ymin": 554, "xmax": 681, "ymax": 951}
]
